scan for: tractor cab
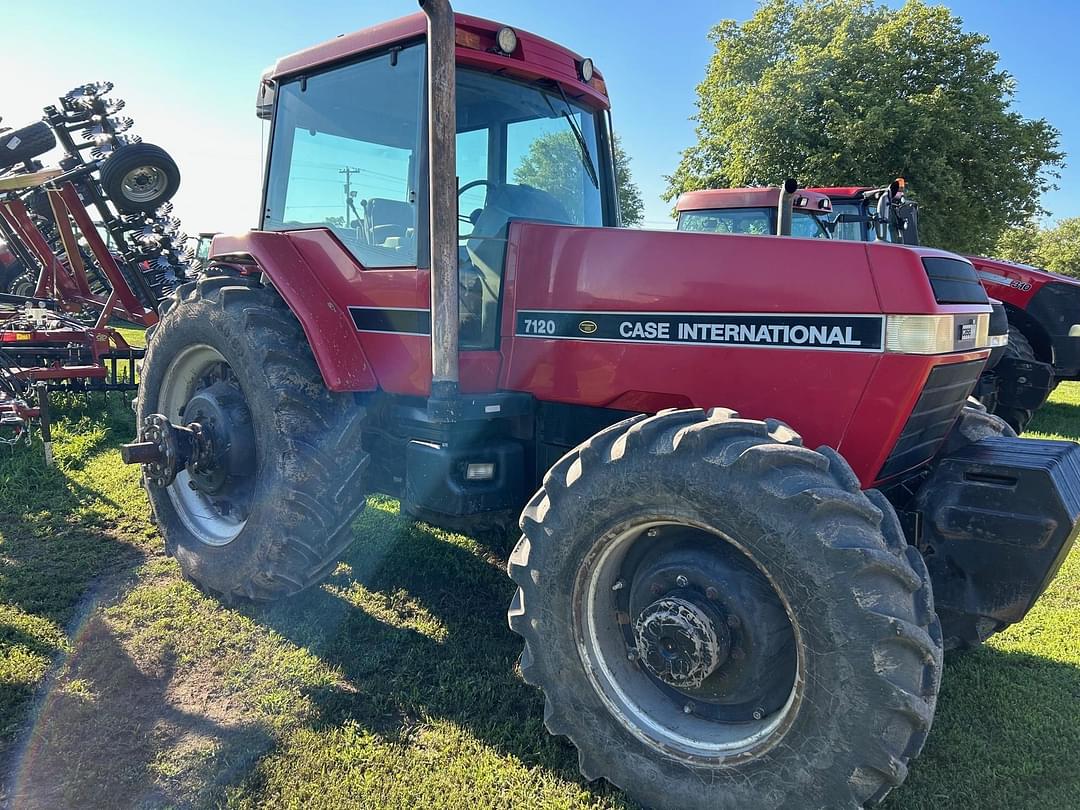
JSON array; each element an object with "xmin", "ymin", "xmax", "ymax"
[
  {"xmin": 259, "ymin": 14, "xmax": 618, "ymax": 347},
  {"xmin": 676, "ymin": 184, "xmax": 833, "ymax": 239},
  {"xmin": 814, "ymin": 179, "xmax": 920, "ymax": 244}
]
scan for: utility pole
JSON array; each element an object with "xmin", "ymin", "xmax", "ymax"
[{"xmin": 339, "ymin": 167, "xmax": 362, "ymax": 226}]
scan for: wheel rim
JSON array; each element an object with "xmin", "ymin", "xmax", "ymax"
[
  {"xmin": 158, "ymin": 344, "xmax": 254, "ymax": 546},
  {"xmin": 11, "ymin": 275, "xmax": 36, "ymax": 297},
  {"xmin": 574, "ymin": 519, "xmax": 804, "ymax": 763},
  {"xmin": 120, "ymin": 165, "xmax": 168, "ymax": 203}
]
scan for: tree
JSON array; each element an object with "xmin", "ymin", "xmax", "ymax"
[
  {"xmin": 512, "ymin": 130, "xmax": 645, "ymax": 226},
  {"xmin": 614, "ymin": 134, "xmax": 645, "ymax": 226},
  {"xmin": 995, "ymin": 217, "xmax": 1080, "ymax": 279},
  {"xmin": 665, "ymin": 0, "xmax": 1064, "ymax": 254}
]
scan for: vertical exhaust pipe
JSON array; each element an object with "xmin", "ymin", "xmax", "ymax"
[
  {"xmin": 776, "ymin": 177, "xmax": 798, "ymax": 236},
  {"xmin": 420, "ymin": 0, "xmax": 459, "ymax": 412}
]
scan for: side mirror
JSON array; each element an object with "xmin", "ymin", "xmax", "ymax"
[
  {"xmin": 874, "ymin": 193, "xmax": 889, "ymax": 241},
  {"xmin": 256, "ymin": 69, "xmax": 276, "ymax": 120}
]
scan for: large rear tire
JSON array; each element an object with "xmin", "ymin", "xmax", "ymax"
[
  {"xmin": 138, "ymin": 270, "xmax": 369, "ymax": 600},
  {"xmin": 508, "ymin": 409, "xmax": 942, "ymax": 809}
]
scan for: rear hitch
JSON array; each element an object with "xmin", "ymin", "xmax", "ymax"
[{"xmin": 121, "ymin": 413, "xmax": 211, "ymax": 488}]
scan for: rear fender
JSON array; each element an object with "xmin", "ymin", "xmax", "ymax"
[{"xmin": 210, "ymin": 231, "xmax": 377, "ymax": 392}]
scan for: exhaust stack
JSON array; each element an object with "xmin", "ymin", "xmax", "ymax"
[
  {"xmin": 420, "ymin": 0, "xmax": 460, "ymax": 411},
  {"xmin": 776, "ymin": 177, "xmax": 798, "ymax": 236}
]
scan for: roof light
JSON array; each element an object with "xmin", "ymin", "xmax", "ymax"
[
  {"xmin": 795, "ymin": 196, "xmax": 808, "ymax": 207},
  {"xmin": 819, "ymin": 198, "xmax": 832, "ymax": 210},
  {"xmin": 579, "ymin": 58, "xmax": 594, "ymax": 82},
  {"xmin": 496, "ymin": 26, "xmax": 518, "ymax": 55}
]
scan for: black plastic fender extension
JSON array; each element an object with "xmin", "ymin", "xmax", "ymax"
[{"xmin": 913, "ymin": 436, "xmax": 1080, "ymax": 631}]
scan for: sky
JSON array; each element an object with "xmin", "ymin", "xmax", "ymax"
[{"xmin": 2, "ymin": 0, "xmax": 1077, "ymax": 236}]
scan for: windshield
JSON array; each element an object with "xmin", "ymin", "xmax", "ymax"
[
  {"xmin": 831, "ymin": 201, "xmax": 869, "ymax": 242},
  {"xmin": 678, "ymin": 207, "xmax": 830, "ymax": 239}
]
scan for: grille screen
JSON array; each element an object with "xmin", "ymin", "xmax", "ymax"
[{"xmin": 878, "ymin": 359, "xmax": 984, "ymax": 480}]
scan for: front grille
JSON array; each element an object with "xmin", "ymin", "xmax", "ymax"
[
  {"xmin": 878, "ymin": 359, "xmax": 984, "ymax": 479},
  {"xmin": 923, "ymin": 257, "xmax": 987, "ymax": 304}
]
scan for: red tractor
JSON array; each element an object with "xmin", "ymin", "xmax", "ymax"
[
  {"xmin": 121, "ymin": 4, "xmax": 1080, "ymax": 807},
  {"xmin": 816, "ymin": 181, "xmax": 1071, "ymax": 432}
]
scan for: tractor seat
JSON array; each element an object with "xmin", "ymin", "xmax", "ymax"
[{"xmin": 365, "ymin": 198, "xmax": 414, "ymax": 246}]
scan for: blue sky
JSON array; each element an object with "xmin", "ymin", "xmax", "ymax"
[{"xmin": 3, "ymin": 0, "xmax": 1077, "ymax": 235}]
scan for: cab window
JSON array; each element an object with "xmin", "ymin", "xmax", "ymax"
[{"xmin": 264, "ymin": 44, "xmax": 425, "ymax": 268}]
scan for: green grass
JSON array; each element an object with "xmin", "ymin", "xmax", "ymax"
[{"xmin": 0, "ymin": 382, "xmax": 1077, "ymax": 808}]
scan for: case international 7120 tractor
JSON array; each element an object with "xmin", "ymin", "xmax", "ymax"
[{"xmin": 120, "ymin": 4, "xmax": 1080, "ymax": 807}]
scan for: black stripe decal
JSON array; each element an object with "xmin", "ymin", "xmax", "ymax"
[
  {"xmin": 350, "ymin": 306, "xmax": 431, "ymax": 335},
  {"xmin": 516, "ymin": 310, "xmax": 885, "ymax": 352}
]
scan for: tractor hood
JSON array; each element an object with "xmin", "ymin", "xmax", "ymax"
[{"xmin": 966, "ymin": 254, "xmax": 1080, "ymax": 291}]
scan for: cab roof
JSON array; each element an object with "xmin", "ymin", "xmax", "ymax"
[
  {"xmin": 676, "ymin": 187, "xmax": 833, "ymax": 213},
  {"xmin": 809, "ymin": 186, "xmax": 873, "ymax": 199},
  {"xmin": 269, "ymin": 12, "xmax": 609, "ymax": 107}
]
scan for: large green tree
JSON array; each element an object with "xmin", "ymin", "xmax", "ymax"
[
  {"xmin": 513, "ymin": 131, "xmax": 645, "ymax": 226},
  {"xmin": 664, "ymin": 0, "xmax": 1064, "ymax": 254},
  {"xmin": 995, "ymin": 217, "xmax": 1080, "ymax": 278}
]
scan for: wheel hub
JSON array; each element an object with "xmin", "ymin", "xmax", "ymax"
[
  {"xmin": 634, "ymin": 596, "xmax": 730, "ymax": 688},
  {"xmin": 182, "ymin": 382, "xmax": 255, "ymax": 495}
]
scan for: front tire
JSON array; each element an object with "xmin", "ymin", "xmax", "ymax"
[
  {"xmin": 991, "ymin": 325, "xmax": 1049, "ymax": 433},
  {"xmin": 138, "ymin": 271, "xmax": 368, "ymax": 600},
  {"xmin": 508, "ymin": 409, "xmax": 942, "ymax": 809}
]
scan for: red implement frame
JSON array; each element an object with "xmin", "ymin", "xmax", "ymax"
[{"xmin": 0, "ymin": 183, "xmax": 157, "ymax": 328}]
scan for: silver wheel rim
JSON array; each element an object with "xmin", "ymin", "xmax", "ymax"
[
  {"xmin": 120, "ymin": 165, "xmax": 168, "ymax": 203},
  {"xmin": 158, "ymin": 344, "xmax": 248, "ymax": 546},
  {"xmin": 574, "ymin": 519, "xmax": 804, "ymax": 762}
]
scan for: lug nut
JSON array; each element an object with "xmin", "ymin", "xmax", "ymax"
[
  {"xmin": 612, "ymin": 579, "xmax": 625, "ymax": 592},
  {"xmin": 683, "ymin": 703, "xmax": 694, "ymax": 715},
  {"xmin": 752, "ymin": 707, "xmax": 765, "ymax": 720},
  {"xmin": 727, "ymin": 614, "xmax": 741, "ymax": 628},
  {"xmin": 731, "ymin": 647, "xmax": 745, "ymax": 661},
  {"xmin": 705, "ymin": 586, "xmax": 719, "ymax": 600},
  {"xmin": 627, "ymin": 649, "xmax": 637, "ymax": 661},
  {"xmin": 650, "ymin": 583, "xmax": 663, "ymax": 596},
  {"xmin": 675, "ymin": 575, "xmax": 689, "ymax": 588},
  {"xmin": 646, "ymin": 528, "xmax": 658, "ymax": 538}
]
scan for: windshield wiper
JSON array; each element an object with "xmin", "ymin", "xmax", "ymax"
[{"xmin": 541, "ymin": 83, "xmax": 599, "ymax": 190}]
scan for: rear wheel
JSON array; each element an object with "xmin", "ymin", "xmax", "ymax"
[
  {"xmin": 508, "ymin": 409, "xmax": 942, "ymax": 809},
  {"xmin": 138, "ymin": 270, "xmax": 369, "ymax": 600},
  {"xmin": 992, "ymin": 325, "xmax": 1049, "ymax": 433}
]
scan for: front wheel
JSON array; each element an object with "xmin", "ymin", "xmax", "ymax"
[
  {"xmin": 508, "ymin": 409, "xmax": 942, "ymax": 809},
  {"xmin": 137, "ymin": 271, "xmax": 369, "ymax": 600}
]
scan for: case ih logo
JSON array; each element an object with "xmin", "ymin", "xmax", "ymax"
[{"xmin": 516, "ymin": 311, "xmax": 885, "ymax": 352}]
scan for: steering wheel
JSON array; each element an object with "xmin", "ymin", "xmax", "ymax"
[{"xmin": 458, "ymin": 179, "xmax": 497, "ymax": 224}]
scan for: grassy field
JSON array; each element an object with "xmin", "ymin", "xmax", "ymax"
[{"xmin": 0, "ymin": 365, "xmax": 1077, "ymax": 808}]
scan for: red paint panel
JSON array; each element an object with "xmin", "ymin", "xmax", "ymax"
[
  {"xmin": 841, "ymin": 351, "xmax": 989, "ymax": 483},
  {"xmin": 213, "ymin": 230, "xmax": 378, "ymax": 392},
  {"xmin": 211, "ymin": 230, "xmax": 500, "ymax": 396}
]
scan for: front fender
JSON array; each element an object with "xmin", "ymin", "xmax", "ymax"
[{"xmin": 210, "ymin": 231, "xmax": 378, "ymax": 392}]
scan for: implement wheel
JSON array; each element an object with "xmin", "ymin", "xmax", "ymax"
[
  {"xmin": 508, "ymin": 409, "xmax": 943, "ymax": 809},
  {"xmin": 137, "ymin": 270, "xmax": 368, "ymax": 600}
]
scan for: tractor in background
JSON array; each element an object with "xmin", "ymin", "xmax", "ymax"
[
  {"xmin": 120, "ymin": 4, "xmax": 1080, "ymax": 808},
  {"xmin": 675, "ymin": 181, "xmax": 1013, "ymax": 413},
  {"xmin": 817, "ymin": 181, "xmax": 1070, "ymax": 432}
]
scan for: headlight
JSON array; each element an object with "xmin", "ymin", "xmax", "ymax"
[
  {"xmin": 885, "ymin": 313, "xmax": 990, "ymax": 354},
  {"xmin": 579, "ymin": 58, "xmax": 595, "ymax": 82}
]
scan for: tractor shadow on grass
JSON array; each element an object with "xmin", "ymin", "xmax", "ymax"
[
  {"xmin": 0, "ymin": 613, "xmax": 273, "ymax": 810},
  {"xmin": 883, "ymin": 644, "xmax": 1080, "ymax": 809},
  {"xmin": 243, "ymin": 498, "xmax": 635, "ymax": 807}
]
